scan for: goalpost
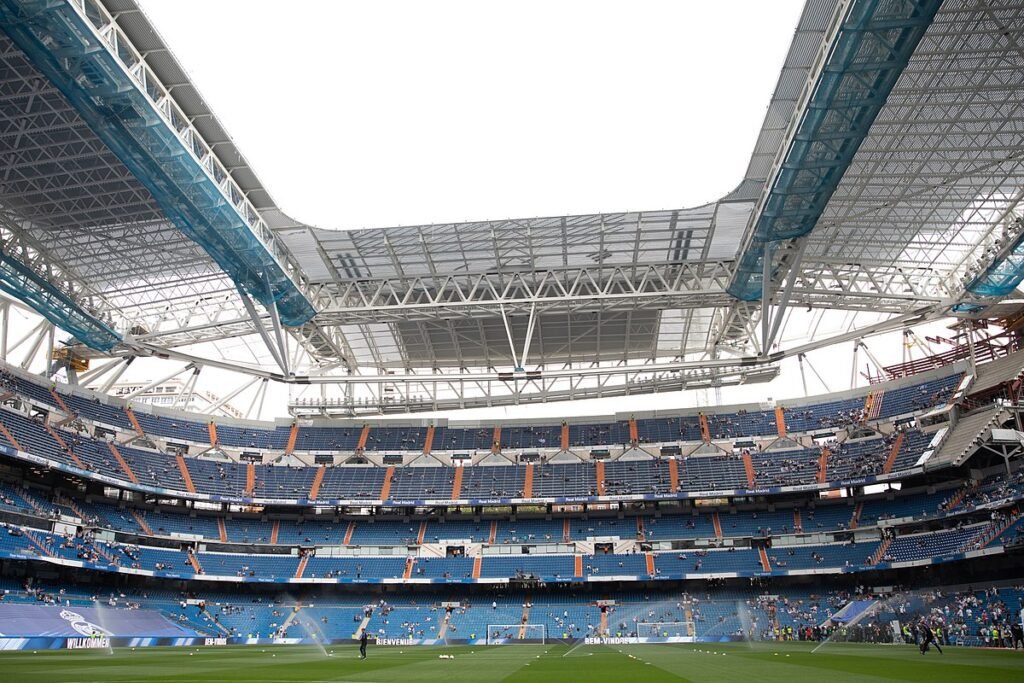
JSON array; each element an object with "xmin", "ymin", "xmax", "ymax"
[
  {"xmin": 485, "ymin": 624, "xmax": 546, "ymax": 644},
  {"xmin": 636, "ymin": 622, "xmax": 696, "ymax": 640}
]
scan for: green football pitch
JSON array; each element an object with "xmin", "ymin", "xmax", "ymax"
[{"xmin": 2, "ymin": 641, "xmax": 1022, "ymax": 682}]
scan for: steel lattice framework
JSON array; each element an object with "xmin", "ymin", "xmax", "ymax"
[{"xmin": 0, "ymin": 0, "xmax": 1020, "ymax": 414}]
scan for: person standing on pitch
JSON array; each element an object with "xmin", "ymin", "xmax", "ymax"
[
  {"xmin": 359, "ymin": 629, "xmax": 368, "ymax": 659},
  {"xmin": 919, "ymin": 621, "xmax": 942, "ymax": 655}
]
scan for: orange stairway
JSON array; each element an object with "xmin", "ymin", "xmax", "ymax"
[
  {"xmin": 245, "ymin": 463, "xmax": 256, "ymax": 497},
  {"xmin": 49, "ymin": 388, "xmax": 73, "ymax": 416},
  {"xmin": 517, "ymin": 598, "xmax": 532, "ymax": 639},
  {"xmin": 628, "ymin": 418, "xmax": 639, "ymax": 445},
  {"xmin": 758, "ymin": 546, "xmax": 771, "ymax": 572},
  {"xmin": 44, "ymin": 423, "xmax": 86, "ymax": 469},
  {"xmin": 356, "ymin": 425, "xmax": 370, "ymax": 452},
  {"xmin": 850, "ymin": 502, "xmax": 864, "ymax": 529},
  {"xmin": 207, "ymin": 422, "xmax": 218, "ymax": 447},
  {"xmin": 774, "ymin": 407, "xmax": 786, "ymax": 438},
  {"xmin": 472, "ymin": 556, "xmax": 482, "ymax": 578},
  {"xmin": 636, "ymin": 516, "xmax": 645, "ymax": 540},
  {"xmin": 131, "ymin": 510, "xmax": 153, "ymax": 535},
  {"xmin": 488, "ymin": 520, "xmax": 497, "ymax": 544},
  {"xmin": 451, "ymin": 466, "xmax": 463, "ymax": 499},
  {"xmin": 863, "ymin": 392, "xmax": 875, "ymax": 420},
  {"xmin": 563, "ymin": 518, "xmax": 571, "ymax": 542},
  {"xmin": 22, "ymin": 529, "xmax": 54, "ymax": 557},
  {"xmin": 574, "ymin": 555, "xmax": 583, "ymax": 578},
  {"xmin": 645, "ymin": 553, "xmax": 656, "ymax": 576},
  {"xmin": 343, "ymin": 521, "xmax": 355, "ymax": 545},
  {"xmin": 403, "ymin": 557, "xmax": 415, "ymax": 579},
  {"xmin": 217, "ymin": 518, "xmax": 228, "ymax": 543},
  {"xmin": 882, "ymin": 432, "xmax": 905, "ymax": 474},
  {"xmin": 523, "ymin": 463, "xmax": 534, "ymax": 498},
  {"xmin": 187, "ymin": 551, "xmax": 204, "ymax": 575},
  {"xmin": 0, "ymin": 421, "xmax": 22, "ymax": 450},
  {"xmin": 107, "ymin": 442, "xmax": 138, "ymax": 484},
  {"xmin": 270, "ymin": 521, "xmax": 280, "ymax": 544},
  {"xmin": 668, "ymin": 458, "xmax": 679, "ymax": 492},
  {"xmin": 712, "ymin": 511, "xmax": 723, "ymax": 539},
  {"xmin": 742, "ymin": 452, "xmax": 756, "ymax": 488},
  {"xmin": 871, "ymin": 537, "xmax": 892, "ymax": 564},
  {"xmin": 285, "ymin": 423, "xmax": 299, "ymax": 454},
  {"xmin": 308, "ymin": 465, "xmax": 326, "ymax": 500},
  {"xmin": 294, "ymin": 554, "xmax": 308, "ymax": 578},
  {"xmin": 124, "ymin": 407, "xmax": 146, "ymax": 438},
  {"xmin": 817, "ymin": 447, "xmax": 831, "ymax": 483},
  {"xmin": 423, "ymin": 425, "xmax": 435, "ymax": 455},
  {"xmin": 595, "ymin": 461, "xmax": 605, "ymax": 496},
  {"xmin": 491, "ymin": 426, "xmax": 501, "ymax": 453},
  {"xmin": 560, "ymin": 422, "xmax": 569, "ymax": 450},
  {"xmin": 793, "ymin": 509, "xmax": 803, "ymax": 534},
  {"xmin": 380, "ymin": 466, "xmax": 394, "ymax": 500},
  {"xmin": 416, "ymin": 521, "xmax": 427, "ymax": 545},
  {"xmin": 699, "ymin": 414, "xmax": 711, "ymax": 443},
  {"xmin": 176, "ymin": 455, "xmax": 196, "ymax": 493}
]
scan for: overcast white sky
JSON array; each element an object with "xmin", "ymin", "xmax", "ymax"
[
  {"xmin": 4, "ymin": 1, "xmax": 962, "ymax": 420},
  {"xmin": 136, "ymin": 0, "xmax": 804, "ymax": 229}
]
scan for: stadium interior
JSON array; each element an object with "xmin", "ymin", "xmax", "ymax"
[{"xmin": 0, "ymin": 0, "xmax": 1021, "ymax": 675}]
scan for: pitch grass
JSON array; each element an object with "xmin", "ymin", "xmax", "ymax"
[{"xmin": 1, "ymin": 640, "xmax": 1022, "ymax": 682}]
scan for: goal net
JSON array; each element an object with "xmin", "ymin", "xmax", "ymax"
[
  {"xmin": 636, "ymin": 622, "xmax": 696, "ymax": 639},
  {"xmin": 485, "ymin": 624, "xmax": 546, "ymax": 644}
]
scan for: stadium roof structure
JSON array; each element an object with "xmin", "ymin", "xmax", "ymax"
[{"xmin": 0, "ymin": 0, "xmax": 1023, "ymax": 414}]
